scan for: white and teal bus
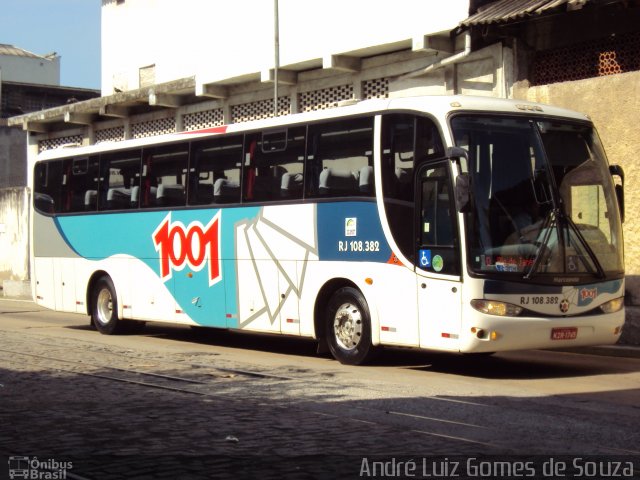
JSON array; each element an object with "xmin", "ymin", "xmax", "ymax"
[{"xmin": 30, "ymin": 95, "xmax": 626, "ymax": 364}]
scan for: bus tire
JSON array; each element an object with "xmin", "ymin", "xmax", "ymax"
[
  {"xmin": 91, "ymin": 276, "xmax": 122, "ymax": 335},
  {"xmin": 325, "ymin": 287, "xmax": 375, "ymax": 365}
]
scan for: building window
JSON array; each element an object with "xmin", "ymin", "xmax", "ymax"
[{"xmin": 139, "ymin": 64, "xmax": 156, "ymax": 88}]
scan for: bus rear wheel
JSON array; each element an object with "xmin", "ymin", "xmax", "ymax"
[
  {"xmin": 91, "ymin": 276, "xmax": 123, "ymax": 335},
  {"xmin": 325, "ymin": 287, "xmax": 375, "ymax": 365}
]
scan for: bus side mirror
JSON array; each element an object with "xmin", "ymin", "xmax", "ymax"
[
  {"xmin": 446, "ymin": 146, "xmax": 469, "ymax": 162},
  {"xmin": 455, "ymin": 173, "xmax": 472, "ymax": 213},
  {"xmin": 609, "ymin": 165, "xmax": 625, "ymax": 223},
  {"xmin": 447, "ymin": 147, "xmax": 473, "ymax": 213},
  {"xmin": 34, "ymin": 192, "xmax": 55, "ymax": 214}
]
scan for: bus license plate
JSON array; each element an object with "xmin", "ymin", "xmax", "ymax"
[{"xmin": 551, "ymin": 327, "xmax": 578, "ymax": 340}]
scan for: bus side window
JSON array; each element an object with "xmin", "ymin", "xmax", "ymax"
[
  {"xmin": 140, "ymin": 143, "xmax": 189, "ymax": 208},
  {"xmin": 33, "ymin": 161, "xmax": 61, "ymax": 214},
  {"xmin": 421, "ymin": 171, "xmax": 453, "ymax": 247},
  {"xmin": 416, "ymin": 116, "xmax": 444, "ymax": 162},
  {"xmin": 278, "ymin": 127, "xmax": 305, "ymax": 200},
  {"xmin": 306, "ymin": 117, "xmax": 374, "ymax": 198},
  {"xmin": 381, "ymin": 114, "xmax": 416, "ymax": 262},
  {"xmin": 72, "ymin": 157, "xmax": 99, "ymax": 212},
  {"xmin": 33, "ymin": 157, "xmax": 99, "ymax": 214},
  {"xmin": 243, "ymin": 127, "xmax": 305, "ymax": 203},
  {"xmin": 189, "ymin": 135, "xmax": 242, "ymax": 205},
  {"xmin": 99, "ymin": 149, "xmax": 141, "ymax": 211},
  {"xmin": 419, "ymin": 164, "xmax": 459, "ymax": 275}
]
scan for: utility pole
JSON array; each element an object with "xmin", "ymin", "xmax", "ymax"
[{"xmin": 273, "ymin": 0, "xmax": 280, "ymax": 117}]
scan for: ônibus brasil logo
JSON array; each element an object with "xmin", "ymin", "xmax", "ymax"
[{"xmin": 153, "ymin": 212, "xmax": 222, "ymax": 286}]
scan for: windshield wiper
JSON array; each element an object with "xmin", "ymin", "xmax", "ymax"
[
  {"xmin": 563, "ymin": 212, "xmax": 606, "ymax": 279},
  {"xmin": 523, "ymin": 207, "xmax": 606, "ymax": 280},
  {"xmin": 523, "ymin": 208, "xmax": 556, "ymax": 280}
]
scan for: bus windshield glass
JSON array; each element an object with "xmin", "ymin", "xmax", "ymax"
[{"xmin": 451, "ymin": 115, "xmax": 623, "ymax": 280}]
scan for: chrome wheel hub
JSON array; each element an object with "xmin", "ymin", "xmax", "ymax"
[
  {"xmin": 96, "ymin": 289, "xmax": 113, "ymax": 326},
  {"xmin": 333, "ymin": 302, "xmax": 362, "ymax": 351}
]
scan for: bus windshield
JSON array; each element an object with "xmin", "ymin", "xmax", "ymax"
[{"xmin": 451, "ymin": 115, "xmax": 623, "ymax": 281}]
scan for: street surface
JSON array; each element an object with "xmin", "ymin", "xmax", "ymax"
[{"xmin": 0, "ymin": 298, "xmax": 639, "ymax": 479}]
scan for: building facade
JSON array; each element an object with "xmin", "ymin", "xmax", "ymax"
[
  {"xmin": 100, "ymin": 0, "xmax": 469, "ymax": 95},
  {"xmin": 0, "ymin": 45, "xmax": 99, "ymax": 294}
]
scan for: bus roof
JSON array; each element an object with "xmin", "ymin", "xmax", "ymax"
[{"xmin": 36, "ymin": 94, "xmax": 591, "ymax": 161}]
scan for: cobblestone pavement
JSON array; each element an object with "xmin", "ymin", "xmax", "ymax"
[{"xmin": 1, "ymin": 301, "xmax": 639, "ymax": 479}]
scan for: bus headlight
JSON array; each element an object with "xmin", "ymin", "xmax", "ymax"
[
  {"xmin": 471, "ymin": 299, "xmax": 523, "ymax": 317},
  {"xmin": 600, "ymin": 297, "xmax": 624, "ymax": 314}
]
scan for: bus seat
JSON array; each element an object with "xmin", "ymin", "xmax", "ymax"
[
  {"xmin": 194, "ymin": 183, "xmax": 214, "ymax": 203},
  {"xmin": 281, "ymin": 172, "xmax": 303, "ymax": 198},
  {"xmin": 319, "ymin": 168, "xmax": 358, "ymax": 195},
  {"xmin": 252, "ymin": 166, "xmax": 287, "ymax": 200},
  {"xmin": 393, "ymin": 167, "xmax": 411, "ymax": 200},
  {"xmin": 143, "ymin": 186, "xmax": 158, "ymax": 207},
  {"xmin": 84, "ymin": 190, "xmax": 97, "ymax": 210},
  {"xmin": 156, "ymin": 184, "xmax": 185, "ymax": 206},
  {"xmin": 213, "ymin": 178, "xmax": 240, "ymax": 203},
  {"xmin": 135, "ymin": 186, "xmax": 158, "ymax": 207},
  {"xmin": 318, "ymin": 168, "xmax": 331, "ymax": 194},
  {"xmin": 130, "ymin": 186, "xmax": 140, "ymax": 207},
  {"xmin": 359, "ymin": 166, "xmax": 374, "ymax": 194},
  {"xmin": 107, "ymin": 188, "xmax": 131, "ymax": 209},
  {"xmin": 272, "ymin": 165, "xmax": 287, "ymax": 178},
  {"xmin": 395, "ymin": 167, "xmax": 410, "ymax": 186}
]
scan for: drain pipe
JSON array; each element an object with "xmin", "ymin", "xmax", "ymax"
[{"xmin": 402, "ymin": 30, "xmax": 472, "ymax": 79}]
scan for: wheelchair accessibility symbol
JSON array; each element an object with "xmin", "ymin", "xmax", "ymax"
[{"xmin": 419, "ymin": 249, "xmax": 432, "ymax": 268}]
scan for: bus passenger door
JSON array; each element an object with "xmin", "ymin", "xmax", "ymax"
[{"xmin": 416, "ymin": 161, "xmax": 462, "ymax": 351}]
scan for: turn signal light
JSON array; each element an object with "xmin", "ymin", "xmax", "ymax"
[{"xmin": 471, "ymin": 299, "xmax": 523, "ymax": 317}]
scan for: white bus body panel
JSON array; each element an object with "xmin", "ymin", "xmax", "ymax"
[{"xmin": 417, "ymin": 272, "xmax": 462, "ymax": 351}]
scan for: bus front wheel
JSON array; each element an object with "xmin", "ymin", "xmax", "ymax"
[
  {"xmin": 325, "ymin": 287, "xmax": 375, "ymax": 365},
  {"xmin": 91, "ymin": 276, "xmax": 122, "ymax": 335}
]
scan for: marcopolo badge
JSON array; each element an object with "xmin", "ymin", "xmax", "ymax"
[{"xmin": 345, "ymin": 217, "xmax": 357, "ymax": 237}]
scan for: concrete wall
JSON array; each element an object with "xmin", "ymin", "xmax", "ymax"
[
  {"xmin": 513, "ymin": 71, "xmax": 640, "ymax": 304},
  {"xmin": 387, "ymin": 42, "xmax": 513, "ymax": 98},
  {"xmin": 0, "ymin": 187, "xmax": 29, "ymax": 283},
  {"xmin": 0, "ymin": 125, "xmax": 27, "ymax": 188},
  {"xmin": 0, "ymin": 54, "xmax": 60, "ymax": 86},
  {"xmin": 101, "ymin": 0, "xmax": 469, "ymax": 94}
]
